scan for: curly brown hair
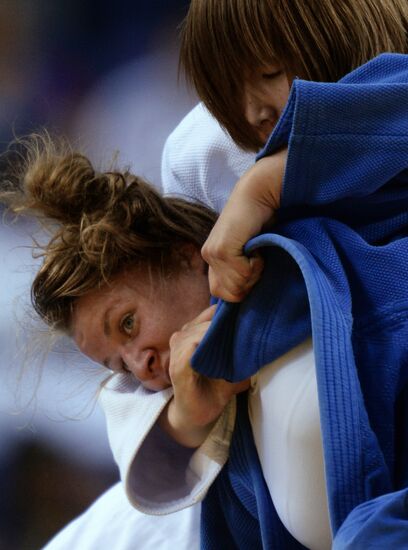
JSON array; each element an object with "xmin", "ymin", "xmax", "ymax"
[
  {"xmin": 0, "ymin": 134, "xmax": 217, "ymax": 332},
  {"xmin": 180, "ymin": 0, "xmax": 408, "ymax": 151}
]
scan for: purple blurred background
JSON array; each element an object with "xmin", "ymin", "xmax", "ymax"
[{"xmin": 0, "ymin": 2, "xmax": 197, "ymax": 548}]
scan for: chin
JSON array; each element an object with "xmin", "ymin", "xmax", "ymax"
[{"xmin": 259, "ymin": 132, "xmax": 270, "ymax": 146}]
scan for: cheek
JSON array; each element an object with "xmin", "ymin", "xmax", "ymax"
[
  {"xmin": 270, "ymin": 78, "xmax": 290, "ymax": 110},
  {"xmin": 74, "ymin": 331, "xmax": 106, "ymax": 364},
  {"xmin": 257, "ymin": 73, "xmax": 289, "ymax": 108},
  {"xmin": 146, "ymin": 279, "xmax": 209, "ymax": 346},
  {"xmin": 145, "ymin": 307, "xmax": 192, "ymax": 347},
  {"xmin": 141, "ymin": 311, "xmax": 180, "ymax": 349}
]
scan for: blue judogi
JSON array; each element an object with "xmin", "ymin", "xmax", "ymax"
[{"xmin": 193, "ymin": 54, "xmax": 408, "ymax": 549}]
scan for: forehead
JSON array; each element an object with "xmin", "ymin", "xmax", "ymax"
[{"xmin": 72, "ymin": 268, "xmax": 156, "ymax": 322}]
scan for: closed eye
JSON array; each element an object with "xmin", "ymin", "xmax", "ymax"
[{"xmin": 262, "ymin": 70, "xmax": 283, "ymax": 80}]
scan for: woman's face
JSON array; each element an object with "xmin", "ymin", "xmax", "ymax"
[
  {"xmin": 243, "ymin": 63, "xmax": 291, "ymax": 144},
  {"xmin": 72, "ymin": 252, "xmax": 210, "ymax": 391}
]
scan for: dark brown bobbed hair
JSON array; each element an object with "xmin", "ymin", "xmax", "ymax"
[
  {"xmin": 0, "ymin": 134, "xmax": 217, "ymax": 332},
  {"xmin": 180, "ymin": 0, "xmax": 408, "ymax": 151}
]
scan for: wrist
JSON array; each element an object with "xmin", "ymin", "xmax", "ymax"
[
  {"xmin": 159, "ymin": 397, "xmax": 217, "ymax": 448},
  {"xmin": 239, "ymin": 151, "xmax": 285, "ymax": 215}
]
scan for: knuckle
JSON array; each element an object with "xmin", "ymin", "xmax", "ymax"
[
  {"xmin": 213, "ymin": 246, "xmax": 228, "ymax": 261},
  {"xmin": 238, "ymin": 262, "xmax": 252, "ymax": 279},
  {"xmin": 202, "ymin": 241, "xmax": 228, "ymax": 262},
  {"xmin": 201, "ymin": 243, "xmax": 211, "ymax": 262},
  {"xmin": 169, "ymin": 331, "xmax": 181, "ymax": 347},
  {"xmin": 209, "ymin": 281, "xmax": 222, "ymax": 298}
]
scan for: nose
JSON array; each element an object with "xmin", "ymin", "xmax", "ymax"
[
  {"xmin": 121, "ymin": 347, "xmax": 160, "ymax": 382},
  {"xmin": 243, "ymin": 91, "xmax": 275, "ymax": 137}
]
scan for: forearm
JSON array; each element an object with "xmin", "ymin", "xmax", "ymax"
[
  {"xmin": 222, "ymin": 150, "xmax": 285, "ymax": 235},
  {"xmin": 158, "ymin": 396, "xmax": 218, "ymax": 448},
  {"xmin": 158, "ymin": 370, "xmax": 250, "ymax": 448},
  {"xmin": 200, "ymin": 149, "xmax": 286, "ymax": 301}
]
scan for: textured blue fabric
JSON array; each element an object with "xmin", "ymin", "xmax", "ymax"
[
  {"xmin": 201, "ymin": 393, "xmax": 307, "ymax": 550},
  {"xmin": 193, "ymin": 54, "xmax": 408, "ymax": 548},
  {"xmin": 333, "ymin": 488, "xmax": 408, "ymax": 549}
]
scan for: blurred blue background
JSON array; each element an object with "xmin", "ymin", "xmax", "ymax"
[{"xmin": 0, "ymin": 1, "xmax": 196, "ymax": 548}]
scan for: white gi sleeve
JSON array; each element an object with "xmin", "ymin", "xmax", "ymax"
[
  {"xmin": 100, "ymin": 374, "xmax": 236, "ymax": 514},
  {"xmin": 161, "ymin": 103, "xmax": 254, "ymax": 213}
]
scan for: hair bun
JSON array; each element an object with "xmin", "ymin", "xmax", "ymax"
[
  {"xmin": 1, "ymin": 133, "xmax": 125, "ymax": 225},
  {"xmin": 25, "ymin": 152, "xmax": 97, "ymax": 224}
]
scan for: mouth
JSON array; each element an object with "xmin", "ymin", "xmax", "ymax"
[
  {"xmin": 257, "ymin": 121, "xmax": 275, "ymax": 145},
  {"xmin": 258, "ymin": 127, "xmax": 273, "ymax": 145}
]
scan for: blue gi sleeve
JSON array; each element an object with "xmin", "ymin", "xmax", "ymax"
[
  {"xmin": 332, "ymin": 488, "xmax": 408, "ymax": 550},
  {"xmin": 258, "ymin": 54, "xmax": 408, "ymax": 208}
]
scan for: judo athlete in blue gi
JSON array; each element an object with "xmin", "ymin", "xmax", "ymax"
[{"xmin": 163, "ymin": 1, "xmax": 408, "ymax": 547}]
